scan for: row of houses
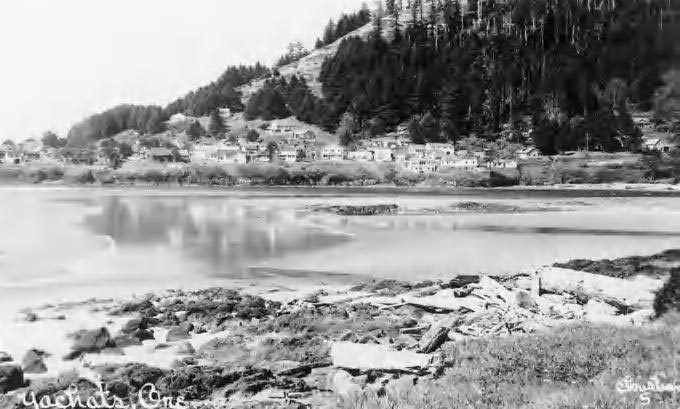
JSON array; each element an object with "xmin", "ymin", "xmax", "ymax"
[{"xmin": 319, "ymin": 141, "xmax": 525, "ymax": 173}]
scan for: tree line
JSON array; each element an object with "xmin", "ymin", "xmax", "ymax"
[
  {"xmin": 244, "ymin": 74, "xmax": 339, "ymax": 130},
  {"xmin": 314, "ymin": 5, "xmax": 372, "ymax": 49},
  {"xmin": 316, "ymin": 0, "xmax": 678, "ymax": 151},
  {"xmin": 66, "ymin": 64, "xmax": 269, "ymax": 146}
]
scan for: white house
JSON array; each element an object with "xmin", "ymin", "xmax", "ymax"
[
  {"xmin": 321, "ymin": 145, "xmax": 346, "ymax": 161},
  {"xmin": 219, "ymin": 108, "xmax": 232, "ymax": 122},
  {"xmin": 292, "ymin": 129, "xmax": 316, "ymax": 142},
  {"xmin": 486, "ymin": 159, "xmax": 518, "ymax": 169},
  {"xmin": 269, "ymin": 122, "xmax": 294, "ymax": 134},
  {"xmin": 406, "ymin": 158, "xmax": 439, "ymax": 174},
  {"xmin": 191, "ymin": 145, "xmax": 219, "ymax": 162},
  {"xmin": 348, "ymin": 149, "xmax": 374, "ymax": 162},
  {"xmin": 168, "ymin": 113, "xmax": 188, "ymax": 125},
  {"xmin": 0, "ymin": 146, "xmax": 20, "ymax": 164},
  {"xmin": 408, "ymin": 144, "xmax": 426, "ymax": 156},
  {"xmin": 442, "ymin": 156, "xmax": 479, "ymax": 170},
  {"xmin": 515, "ymin": 147, "xmax": 541, "ymax": 159},
  {"xmin": 278, "ymin": 147, "xmax": 298, "ymax": 163},
  {"xmin": 642, "ymin": 134, "xmax": 675, "ymax": 153},
  {"xmin": 372, "ymin": 148, "xmax": 394, "ymax": 162},
  {"xmin": 214, "ymin": 149, "xmax": 247, "ymax": 164},
  {"xmin": 425, "ymin": 143, "xmax": 454, "ymax": 156},
  {"xmin": 393, "ymin": 149, "xmax": 409, "ymax": 165}
]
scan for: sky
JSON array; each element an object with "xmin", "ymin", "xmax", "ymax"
[{"xmin": 0, "ymin": 0, "xmax": 369, "ymax": 141}]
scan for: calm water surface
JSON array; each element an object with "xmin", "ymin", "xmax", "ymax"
[{"xmin": 2, "ymin": 186, "xmax": 680, "ymax": 306}]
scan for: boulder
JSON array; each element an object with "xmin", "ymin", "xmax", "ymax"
[
  {"xmin": 0, "ymin": 352, "xmax": 12, "ymax": 363},
  {"xmin": 0, "ymin": 364, "xmax": 25, "ymax": 393},
  {"xmin": 175, "ymin": 342, "xmax": 195, "ymax": 355},
  {"xmin": 22, "ymin": 349, "xmax": 48, "ymax": 374},
  {"xmin": 331, "ymin": 342, "xmax": 431, "ymax": 373},
  {"xmin": 113, "ymin": 335, "xmax": 142, "ymax": 348},
  {"xmin": 24, "ymin": 312, "xmax": 38, "ymax": 322},
  {"xmin": 121, "ymin": 317, "xmax": 149, "ymax": 334},
  {"xmin": 166, "ymin": 322, "xmax": 194, "ymax": 342},
  {"xmin": 64, "ymin": 328, "xmax": 115, "ymax": 360}
]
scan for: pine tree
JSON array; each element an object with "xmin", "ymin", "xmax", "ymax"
[{"xmin": 208, "ymin": 109, "xmax": 226, "ymax": 137}]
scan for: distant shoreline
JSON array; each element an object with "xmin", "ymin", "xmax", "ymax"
[{"xmin": 1, "ymin": 178, "xmax": 680, "ymax": 197}]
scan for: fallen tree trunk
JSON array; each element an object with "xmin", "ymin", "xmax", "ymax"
[{"xmin": 538, "ymin": 267, "xmax": 663, "ymax": 312}]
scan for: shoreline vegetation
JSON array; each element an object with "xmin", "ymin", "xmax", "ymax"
[
  {"xmin": 1, "ymin": 250, "xmax": 680, "ymax": 408},
  {"xmin": 0, "ymin": 153, "xmax": 678, "ymax": 189}
]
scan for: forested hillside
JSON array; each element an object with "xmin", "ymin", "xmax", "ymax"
[
  {"xmin": 67, "ymin": 65, "xmax": 269, "ymax": 146},
  {"xmin": 317, "ymin": 0, "xmax": 679, "ymax": 152},
  {"xmin": 66, "ymin": 0, "xmax": 680, "ymax": 152}
]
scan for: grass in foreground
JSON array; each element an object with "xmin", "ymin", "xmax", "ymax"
[{"xmin": 338, "ymin": 319, "xmax": 680, "ymax": 409}]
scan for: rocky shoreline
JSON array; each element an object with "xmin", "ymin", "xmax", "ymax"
[{"xmin": 1, "ymin": 251, "xmax": 678, "ymax": 408}]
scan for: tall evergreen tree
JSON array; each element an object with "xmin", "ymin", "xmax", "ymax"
[{"xmin": 208, "ymin": 109, "xmax": 227, "ymax": 138}]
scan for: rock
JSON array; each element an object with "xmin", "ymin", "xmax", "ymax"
[
  {"xmin": 0, "ymin": 365, "xmax": 25, "ymax": 393},
  {"xmin": 64, "ymin": 328, "xmax": 115, "ymax": 360},
  {"xmin": 156, "ymin": 365, "xmax": 230, "ymax": 400},
  {"xmin": 101, "ymin": 363, "xmax": 166, "ymax": 393},
  {"xmin": 121, "ymin": 317, "xmax": 149, "ymax": 334},
  {"xmin": 175, "ymin": 311, "xmax": 188, "ymax": 322},
  {"xmin": 113, "ymin": 335, "xmax": 142, "ymax": 348},
  {"xmin": 132, "ymin": 328, "xmax": 155, "ymax": 342},
  {"xmin": 154, "ymin": 343, "xmax": 172, "ymax": 351},
  {"xmin": 166, "ymin": 322, "xmax": 194, "ymax": 342},
  {"xmin": 24, "ymin": 311, "xmax": 38, "ymax": 322},
  {"xmin": 0, "ymin": 352, "xmax": 12, "ymax": 363},
  {"xmin": 26, "ymin": 369, "xmax": 96, "ymax": 398},
  {"xmin": 112, "ymin": 299, "xmax": 155, "ymax": 315},
  {"xmin": 22, "ymin": 349, "xmax": 48, "ymax": 374},
  {"xmin": 175, "ymin": 342, "xmax": 195, "ymax": 355},
  {"xmin": 331, "ymin": 342, "xmax": 431, "ymax": 373},
  {"xmin": 316, "ymin": 204, "xmax": 399, "ymax": 216},
  {"xmin": 170, "ymin": 357, "xmax": 197, "ymax": 369}
]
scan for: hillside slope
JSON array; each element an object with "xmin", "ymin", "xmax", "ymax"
[
  {"xmin": 238, "ymin": 5, "xmax": 418, "ymax": 102},
  {"xmin": 238, "ymin": 23, "xmax": 374, "ymax": 101}
]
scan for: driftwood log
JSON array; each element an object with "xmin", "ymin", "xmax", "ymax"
[{"xmin": 537, "ymin": 267, "xmax": 663, "ymax": 312}]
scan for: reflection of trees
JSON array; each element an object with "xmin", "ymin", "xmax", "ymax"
[{"xmin": 85, "ymin": 198, "xmax": 350, "ymax": 273}]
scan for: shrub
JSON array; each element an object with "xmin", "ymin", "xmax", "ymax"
[
  {"xmin": 63, "ymin": 167, "xmax": 95, "ymax": 184},
  {"xmin": 654, "ymin": 269, "xmax": 680, "ymax": 317}
]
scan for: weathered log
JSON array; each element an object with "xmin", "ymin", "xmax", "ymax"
[
  {"xmin": 537, "ymin": 267, "xmax": 663, "ymax": 312},
  {"xmin": 330, "ymin": 342, "xmax": 431, "ymax": 373},
  {"xmin": 441, "ymin": 275, "xmax": 481, "ymax": 289}
]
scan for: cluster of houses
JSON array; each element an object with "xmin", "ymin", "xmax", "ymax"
[
  {"xmin": 0, "ymin": 139, "xmax": 43, "ymax": 165},
  {"xmin": 633, "ymin": 114, "xmax": 679, "ymax": 154},
  {"xmin": 2, "ymin": 114, "xmax": 677, "ymax": 171},
  {"xmin": 328, "ymin": 138, "xmax": 527, "ymax": 173}
]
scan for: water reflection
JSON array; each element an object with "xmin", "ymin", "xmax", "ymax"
[{"xmin": 85, "ymin": 197, "xmax": 351, "ymax": 274}]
